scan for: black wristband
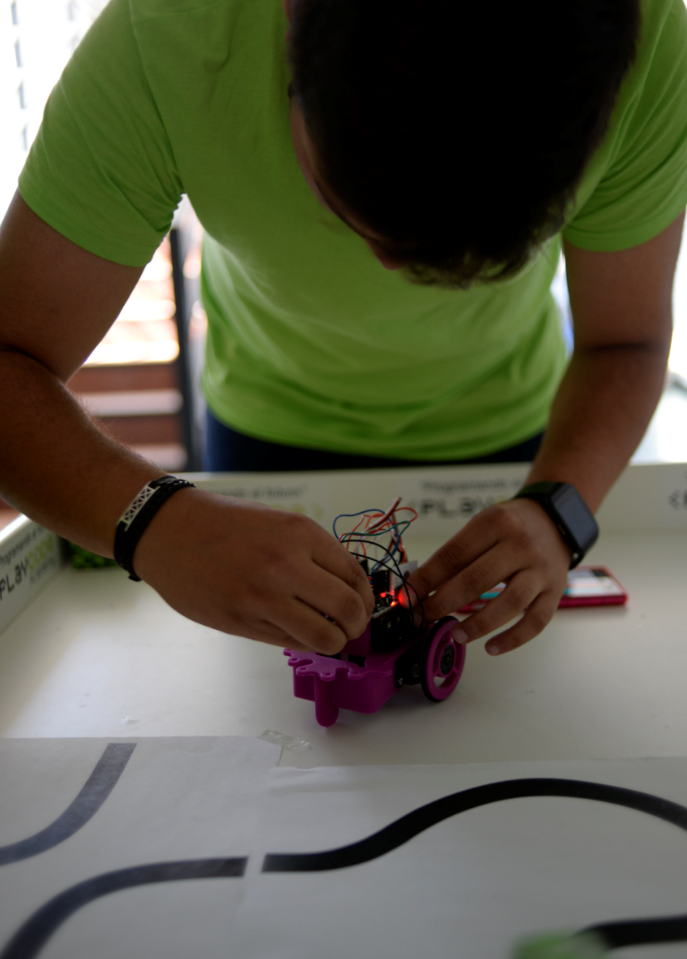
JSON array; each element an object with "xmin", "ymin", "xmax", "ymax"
[
  {"xmin": 513, "ymin": 481, "xmax": 598, "ymax": 569},
  {"xmin": 114, "ymin": 476, "xmax": 195, "ymax": 581}
]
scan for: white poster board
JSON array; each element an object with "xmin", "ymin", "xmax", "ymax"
[
  {"xmin": 2, "ymin": 740, "xmax": 687, "ymax": 958},
  {"xmin": 0, "ymin": 737, "xmax": 279, "ymax": 959},
  {"xmin": 232, "ymin": 759, "xmax": 687, "ymax": 959}
]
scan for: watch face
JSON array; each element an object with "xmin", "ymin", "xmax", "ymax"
[{"xmin": 552, "ymin": 484, "xmax": 598, "ymax": 551}]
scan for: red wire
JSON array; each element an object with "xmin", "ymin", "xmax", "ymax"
[{"xmin": 338, "ymin": 499, "xmax": 417, "ymax": 566}]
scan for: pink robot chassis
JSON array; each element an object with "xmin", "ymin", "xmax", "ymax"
[{"xmin": 285, "ymin": 500, "xmax": 466, "ymax": 727}]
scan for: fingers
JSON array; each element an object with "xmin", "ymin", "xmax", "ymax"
[
  {"xmin": 418, "ymin": 544, "xmax": 506, "ymax": 622},
  {"xmin": 138, "ymin": 494, "xmax": 375, "ymax": 655},
  {"xmin": 247, "ymin": 627, "xmax": 312, "ymax": 654},
  {"xmin": 312, "ymin": 533, "xmax": 375, "ymax": 618},
  {"xmin": 296, "ymin": 564, "xmax": 371, "ymax": 641},
  {"xmin": 240, "ymin": 591, "xmax": 350, "ymax": 655},
  {"xmin": 483, "ymin": 593, "xmax": 558, "ymax": 656},
  {"xmin": 404, "ymin": 500, "xmax": 571, "ymax": 656},
  {"xmin": 265, "ymin": 523, "xmax": 373, "ymax": 647},
  {"xmin": 206, "ymin": 610, "xmax": 312, "ymax": 652},
  {"xmin": 447, "ymin": 571, "xmax": 558, "ymax": 654},
  {"xmin": 217, "ymin": 606, "xmax": 344, "ymax": 655},
  {"xmin": 272, "ymin": 597, "xmax": 353, "ymax": 655},
  {"xmin": 407, "ymin": 524, "xmax": 498, "ymax": 606}
]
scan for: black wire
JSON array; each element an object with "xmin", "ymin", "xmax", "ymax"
[
  {"xmin": 345, "ymin": 538, "xmax": 413, "ymax": 589},
  {"xmin": 346, "ymin": 541, "xmax": 404, "ymax": 580},
  {"xmin": 347, "ymin": 541, "xmax": 425, "ymax": 629},
  {"xmin": 338, "ymin": 521, "xmax": 412, "ymax": 563}
]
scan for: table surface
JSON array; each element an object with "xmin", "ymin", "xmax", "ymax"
[{"xmin": 1, "ymin": 524, "xmax": 685, "ymax": 769}]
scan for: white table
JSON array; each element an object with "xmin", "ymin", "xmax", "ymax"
[{"xmin": 1, "ymin": 461, "xmax": 686, "ymax": 768}]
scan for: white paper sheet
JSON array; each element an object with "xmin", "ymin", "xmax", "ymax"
[
  {"xmin": 3, "ymin": 745, "xmax": 687, "ymax": 959},
  {"xmin": 231, "ymin": 758, "xmax": 687, "ymax": 959},
  {"xmin": 0, "ymin": 736, "xmax": 280, "ymax": 959}
]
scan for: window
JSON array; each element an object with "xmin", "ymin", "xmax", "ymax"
[
  {"xmin": 1, "ymin": 0, "xmax": 194, "ymax": 474},
  {"xmin": 1, "ymin": 0, "xmax": 105, "ymax": 216}
]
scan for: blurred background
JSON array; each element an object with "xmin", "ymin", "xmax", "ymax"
[
  {"xmin": 1, "ymin": 0, "xmax": 208, "ymax": 531},
  {"xmin": 2, "ymin": 0, "xmax": 687, "ymax": 530}
]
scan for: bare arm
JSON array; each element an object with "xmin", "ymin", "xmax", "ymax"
[
  {"xmin": 0, "ymin": 191, "xmax": 152, "ymax": 548},
  {"xmin": 529, "ymin": 213, "xmax": 684, "ymax": 508},
  {"xmin": 408, "ymin": 212, "xmax": 685, "ymax": 654},
  {"xmin": 0, "ymin": 192, "xmax": 373, "ymax": 649}
]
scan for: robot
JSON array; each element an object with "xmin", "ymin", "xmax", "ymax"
[{"xmin": 284, "ymin": 499, "xmax": 466, "ymax": 727}]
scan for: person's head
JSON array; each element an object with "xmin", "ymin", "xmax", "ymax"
[{"xmin": 286, "ymin": 0, "xmax": 640, "ymax": 288}]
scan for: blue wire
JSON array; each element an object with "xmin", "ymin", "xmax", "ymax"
[
  {"xmin": 339, "ymin": 520, "xmax": 410, "ymax": 550},
  {"xmin": 372, "ymin": 521, "xmax": 412, "ymax": 570},
  {"xmin": 332, "ymin": 508, "xmax": 385, "ymax": 539},
  {"xmin": 335, "ymin": 508, "xmax": 416, "ymax": 573},
  {"xmin": 341, "ymin": 520, "xmax": 412, "ymax": 571}
]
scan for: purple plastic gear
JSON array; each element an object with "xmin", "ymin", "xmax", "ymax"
[
  {"xmin": 284, "ymin": 645, "xmax": 408, "ymax": 727},
  {"xmin": 285, "ymin": 616, "xmax": 466, "ymax": 726}
]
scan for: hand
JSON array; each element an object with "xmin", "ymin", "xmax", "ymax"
[
  {"xmin": 134, "ymin": 489, "xmax": 375, "ymax": 653},
  {"xmin": 405, "ymin": 499, "xmax": 571, "ymax": 655}
]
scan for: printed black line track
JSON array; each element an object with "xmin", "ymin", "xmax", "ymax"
[
  {"xmin": 263, "ymin": 777, "xmax": 687, "ymax": 871},
  {"xmin": 4, "ymin": 776, "xmax": 687, "ymax": 956},
  {"xmin": 0, "ymin": 858, "xmax": 247, "ymax": 959},
  {"xmin": 263, "ymin": 776, "xmax": 687, "ymax": 952},
  {"xmin": 0, "ymin": 743, "xmax": 136, "ymax": 866}
]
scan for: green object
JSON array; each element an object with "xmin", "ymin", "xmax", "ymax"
[
  {"xmin": 69, "ymin": 544, "xmax": 118, "ymax": 570},
  {"xmin": 19, "ymin": 0, "xmax": 687, "ymax": 459},
  {"xmin": 514, "ymin": 932, "xmax": 608, "ymax": 959}
]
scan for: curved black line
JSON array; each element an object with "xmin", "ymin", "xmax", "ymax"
[
  {"xmin": 0, "ymin": 743, "xmax": 136, "ymax": 866},
  {"xmin": 0, "ymin": 858, "xmax": 247, "ymax": 959},
  {"xmin": 262, "ymin": 776, "xmax": 687, "ymax": 952},
  {"xmin": 263, "ymin": 777, "xmax": 687, "ymax": 872},
  {"xmin": 6, "ymin": 776, "xmax": 687, "ymax": 957},
  {"xmin": 587, "ymin": 915, "xmax": 687, "ymax": 949}
]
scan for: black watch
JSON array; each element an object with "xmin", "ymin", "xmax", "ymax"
[{"xmin": 513, "ymin": 481, "xmax": 598, "ymax": 568}]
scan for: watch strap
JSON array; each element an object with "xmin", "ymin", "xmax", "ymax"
[
  {"xmin": 513, "ymin": 481, "xmax": 598, "ymax": 569},
  {"xmin": 114, "ymin": 476, "xmax": 195, "ymax": 581}
]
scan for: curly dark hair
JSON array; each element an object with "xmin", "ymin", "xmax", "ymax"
[{"xmin": 288, "ymin": 0, "xmax": 641, "ymax": 288}]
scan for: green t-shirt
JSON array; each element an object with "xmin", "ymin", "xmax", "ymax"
[{"xmin": 18, "ymin": 0, "xmax": 687, "ymax": 460}]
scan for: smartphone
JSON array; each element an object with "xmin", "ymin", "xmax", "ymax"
[
  {"xmin": 559, "ymin": 565, "xmax": 628, "ymax": 607},
  {"xmin": 459, "ymin": 565, "xmax": 628, "ymax": 612}
]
